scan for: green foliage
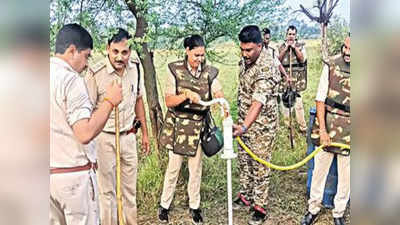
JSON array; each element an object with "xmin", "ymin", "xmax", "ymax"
[
  {"xmin": 327, "ymin": 15, "xmax": 349, "ymax": 55},
  {"xmin": 50, "ymin": 0, "xmax": 289, "ymax": 62},
  {"xmin": 50, "ymin": 0, "xmax": 136, "ymax": 52},
  {"xmin": 153, "ymin": 0, "xmax": 288, "ymax": 61}
]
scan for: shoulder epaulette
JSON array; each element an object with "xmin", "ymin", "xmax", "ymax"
[{"xmin": 89, "ymin": 60, "xmax": 106, "ymax": 74}]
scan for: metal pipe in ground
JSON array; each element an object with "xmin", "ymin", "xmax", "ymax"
[{"xmin": 221, "ymin": 116, "xmax": 236, "ymax": 225}]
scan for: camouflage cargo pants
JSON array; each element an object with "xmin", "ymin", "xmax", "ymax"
[{"xmin": 237, "ymin": 133, "xmax": 276, "ymax": 208}]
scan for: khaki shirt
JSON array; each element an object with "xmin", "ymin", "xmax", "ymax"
[
  {"xmin": 50, "ymin": 57, "xmax": 95, "ymax": 168},
  {"xmin": 85, "ymin": 56, "xmax": 144, "ymax": 133},
  {"xmin": 165, "ymin": 63, "xmax": 222, "ymax": 96}
]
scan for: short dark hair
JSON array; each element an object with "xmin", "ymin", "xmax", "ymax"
[
  {"xmin": 55, "ymin": 23, "xmax": 93, "ymax": 54},
  {"xmin": 262, "ymin": 27, "xmax": 271, "ymax": 35},
  {"xmin": 286, "ymin": 25, "xmax": 297, "ymax": 34},
  {"xmin": 108, "ymin": 28, "xmax": 132, "ymax": 46},
  {"xmin": 238, "ymin": 25, "xmax": 262, "ymax": 44},
  {"xmin": 183, "ymin": 34, "xmax": 205, "ymax": 50}
]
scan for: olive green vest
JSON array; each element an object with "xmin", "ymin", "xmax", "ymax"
[
  {"xmin": 279, "ymin": 42, "xmax": 308, "ymax": 92},
  {"xmin": 159, "ymin": 60, "xmax": 218, "ymax": 156},
  {"xmin": 311, "ymin": 55, "xmax": 351, "ymax": 150}
]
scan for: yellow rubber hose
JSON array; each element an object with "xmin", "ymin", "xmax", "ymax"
[{"xmin": 236, "ymin": 136, "xmax": 350, "ymax": 171}]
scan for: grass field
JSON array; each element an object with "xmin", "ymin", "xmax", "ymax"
[{"xmin": 134, "ymin": 40, "xmax": 349, "ymax": 224}]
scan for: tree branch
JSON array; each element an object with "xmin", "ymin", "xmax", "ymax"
[
  {"xmin": 327, "ymin": 0, "xmax": 340, "ymax": 22},
  {"xmin": 92, "ymin": 0, "xmax": 107, "ymax": 19},
  {"xmin": 298, "ymin": 4, "xmax": 320, "ymax": 22},
  {"xmin": 79, "ymin": 0, "xmax": 85, "ymax": 24}
]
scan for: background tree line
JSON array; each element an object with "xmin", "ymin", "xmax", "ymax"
[{"xmin": 50, "ymin": 0, "xmax": 349, "ymax": 146}]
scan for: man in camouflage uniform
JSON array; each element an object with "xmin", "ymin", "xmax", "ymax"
[
  {"xmin": 232, "ymin": 25, "xmax": 281, "ymax": 225},
  {"xmin": 302, "ymin": 36, "xmax": 351, "ymax": 225},
  {"xmin": 85, "ymin": 28, "xmax": 150, "ymax": 225},
  {"xmin": 278, "ymin": 25, "xmax": 308, "ymax": 134}
]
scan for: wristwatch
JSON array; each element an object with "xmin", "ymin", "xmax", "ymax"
[{"xmin": 241, "ymin": 124, "xmax": 248, "ymax": 133}]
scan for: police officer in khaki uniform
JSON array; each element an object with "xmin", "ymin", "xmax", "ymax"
[
  {"xmin": 158, "ymin": 34, "xmax": 224, "ymax": 225},
  {"xmin": 232, "ymin": 25, "xmax": 281, "ymax": 225},
  {"xmin": 85, "ymin": 28, "xmax": 150, "ymax": 225},
  {"xmin": 50, "ymin": 24, "xmax": 122, "ymax": 225},
  {"xmin": 278, "ymin": 25, "xmax": 308, "ymax": 134},
  {"xmin": 301, "ymin": 37, "xmax": 351, "ymax": 225}
]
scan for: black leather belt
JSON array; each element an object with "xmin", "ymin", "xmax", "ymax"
[
  {"xmin": 325, "ymin": 98, "xmax": 350, "ymax": 113},
  {"xmin": 102, "ymin": 130, "xmax": 130, "ymax": 135},
  {"xmin": 283, "ymin": 63, "xmax": 306, "ymax": 68}
]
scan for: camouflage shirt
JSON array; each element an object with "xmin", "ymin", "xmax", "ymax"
[
  {"xmin": 311, "ymin": 55, "xmax": 351, "ymax": 147},
  {"xmin": 237, "ymin": 46, "xmax": 281, "ymax": 138},
  {"xmin": 159, "ymin": 60, "xmax": 218, "ymax": 156}
]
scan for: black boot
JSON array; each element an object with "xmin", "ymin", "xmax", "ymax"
[
  {"xmin": 158, "ymin": 206, "xmax": 169, "ymax": 223},
  {"xmin": 232, "ymin": 194, "xmax": 251, "ymax": 210},
  {"xmin": 248, "ymin": 206, "xmax": 267, "ymax": 225},
  {"xmin": 301, "ymin": 211, "xmax": 319, "ymax": 225},
  {"xmin": 189, "ymin": 208, "xmax": 203, "ymax": 225},
  {"xmin": 333, "ymin": 217, "xmax": 345, "ymax": 225}
]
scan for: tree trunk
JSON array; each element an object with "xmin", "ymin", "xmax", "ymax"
[
  {"xmin": 320, "ymin": 23, "xmax": 329, "ymax": 63},
  {"xmin": 126, "ymin": 1, "xmax": 164, "ymax": 149}
]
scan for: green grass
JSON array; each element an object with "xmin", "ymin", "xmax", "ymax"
[{"xmin": 135, "ymin": 39, "xmax": 324, "ymax": 220}]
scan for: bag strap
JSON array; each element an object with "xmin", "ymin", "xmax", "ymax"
[
  {"xmin": 207, "ymin": 111, "xmax": 216, "ymax": 127},
  {"xmin": 207, "ymin": 67, "xmax": 218, "ymax": 100}
]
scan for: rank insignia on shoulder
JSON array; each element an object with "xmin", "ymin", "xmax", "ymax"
[{"xmin": 89, "ymin": 60, "xmax": 106, "ymax": 74}]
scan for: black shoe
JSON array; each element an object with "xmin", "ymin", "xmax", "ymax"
[
  {"xmin": 232, "ymin": 194, "xmax": 251, "ymax": 210},
  {"xmin": 190, "ymin": 208, "xmax": 203, "ymax": 224},
  {"xmin": 333, "ymin": 217, "xmax": 345, "ymax": 225},
  {"xmin": 232, "ymin": 198, "xmax": 250, "ymax": 210},
  {"xmin": 301, "ymin": 211, "xmax": 319, "ymax": 225},
  {"xmin": 158, "ymin": 206, "xmax": 169, "ymax": 223},
  {"xmin": 299, "ymin": 128, "xmax": 307, "ymax": 136},
  {"xmin": 248, "ymin": 209, "xmax": 266, "ymax": 225}
]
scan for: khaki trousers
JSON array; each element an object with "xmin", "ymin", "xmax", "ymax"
[
  {"xmin": 280, "ymin": 95, "xmax": 307, "ymax": 131},
  {"xmin": 50, "ymin": 169, "xmax": 99, "ymax": 225},
  {"xmin": 160, "ymin": 146, "xmax": 203, "ymax": 209},
  {"xmin": 96, "ymin": 132, "xmax": 138, "ymax": 225},
  {"xmin": 308, "ymin": 151, "xmax": 350, "ymax": 218}
]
